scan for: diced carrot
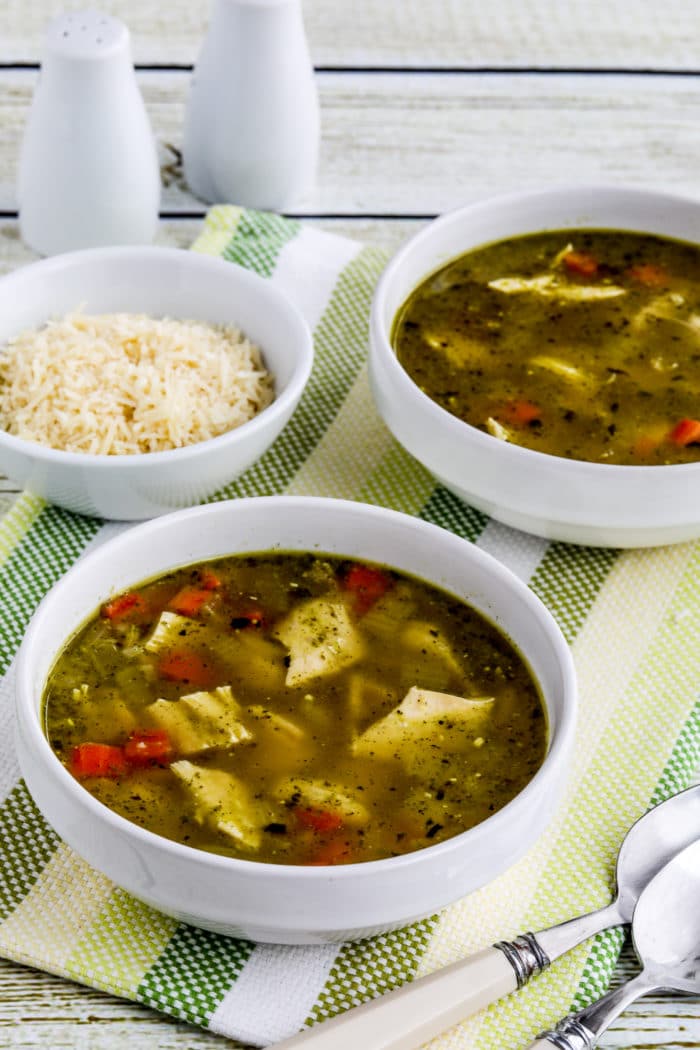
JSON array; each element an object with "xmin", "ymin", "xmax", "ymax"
[
  {"xmin": 295, "ymin": 807, "xmax": 344, "ymax": 834},
  {"xmin": 101, "ymin": 592, "xmax": 149, "ymax": 621},
  {"xmin": 562, "ymin": 250, "xmax": 599, "ymax": 277},
  {"xmin": 669, "ymin": 418, "xmax": 700, "ymax": 446},
  {"xmin": 157, "ymin": 649, "xmax": 215, "ymax": 687},
  {"xmin": 124, "ymin": 729, "xmax": 173, "ymax": 765},
  {"xmin": 631, "ymin": 433, "xmax": 662, "ymax": 458},
  {"xmin": 501, "ymin": 399, "xmax": 541, "ymax": 426},
  {"xmin": 342, "ymin": 564, "xmax": 392, "ymax": 615},
  {"xmin": 628, "ymin": 263, "xmax": 669, "ymax": 287},
  {"xmin": 168, "ymin": 586, "xmax": 213, "ymax": 617},
  {"xmin": 305, "ymin": 837, "xmax": 354, "ymax": 866},
  {"xmin": 70, "ymin": 742, "xmax": 129, "ymax": 779},
  {"xmin": 198, "ymin": 568, "xmax": 222, "ymax": 591}
]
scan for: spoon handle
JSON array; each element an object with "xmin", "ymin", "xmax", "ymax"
[
  {"xmin": 272, "ymin": 904, "xmax": 622, "ymax": 1050},
  {"xmin": 523, "ymin": 971, "xmax": 655, "ymax": 1049},
  {"xmin": 272, "ymin": 946, "xmax": 519, "ymax": 1050}
]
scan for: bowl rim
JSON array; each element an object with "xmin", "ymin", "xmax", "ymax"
[
  {"xmin": 0, "ymin": 245, "xmax": 314, "ymax": 467},
  {"xmin": 370, "ymin": 182, "xmax": 700, "ymax": 486},
  {"xmin": 16, "ymin": 495, "xmax": 578, "ymax": 881}
]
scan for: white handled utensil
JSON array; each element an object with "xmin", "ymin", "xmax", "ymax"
[
  {"xmin": 273, "ymin": 785, "xmax": 700, "ymax": 1050},
  {"xmin": 525, "ymin": 836, "xmax": 700, "ymax": 1048}
]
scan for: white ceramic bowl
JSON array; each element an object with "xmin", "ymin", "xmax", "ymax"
[
  {"xmin": 15, "ymin": 496, "xmax": 576, "ymax": 944},
  {"xmin": 0, "ymin": 247, "xmax": 312, "ymax": 519},
  {"xmin": 370, "ymin": 185, "xmax": 700, "ymax": 547}
]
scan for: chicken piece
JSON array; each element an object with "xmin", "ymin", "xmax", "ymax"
[
  {"xmin": 274, "ymin": 598, "xmax": 364, "ymax": 687},
  {"xmin": 170, "ymin": 760, "xmax": 264, "ymax": 850},
  {"xmin": 488, "ymin": 274, "xmax": 625, "ymax": 300},
  {"xmin": 353, "ymin": 685, "xmax": 494, "ymax": 761},
  {"xmin": 551, "ymin": 242, "xmax": 575, "ymax": 268},
  {"xmin": 423, "ymin": 329, "xmax": 489, "ymax": 370},
  {"xmin": 631, "ymin": 291, "xmax": 699, "ymax": 334},
  {"xmin": 274, "ymin": 776, "xmax": 369, "ymax": 825},
  {"xmin": 485, "ymin": 417, "xmax": 512, "ymax": 441},
  {"xmin": 400, "ymin": 622, "xmax": 465, "ymax": 676},
  {"xmin": 145, "ymin": 685, "xmax": 251, "ymax": 756},
  {"xmin": 397, "ymin": 622, "xmax": 465, "ymax": 693},
  {"xmin": 528, "ymin": 355, "xmax": 593, "ymax": 386},
  {"xmin": 216, "ymin": 630, "xmax": 287, "ymax": 693},
  {"xmin": 246, "ymin": 705, "xmax": 304, "ymax": 741},
  {"xmin": 144, "ymin": 611, "xmax": 209, "ymax": 653}
]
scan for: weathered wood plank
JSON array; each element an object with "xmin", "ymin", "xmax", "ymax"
[
  {"xmin": 2, "ymin": 70, "xmax": 700, "ymax": 218},
  {"xmin": 0, "ymin": 0, "xmax": 697, "ymax": 70},
  {"xmin": 0, "ymin": 958, "xmax": 232, "ymax": 1049}
]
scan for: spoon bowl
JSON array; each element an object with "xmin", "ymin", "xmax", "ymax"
[{"xmin": 632, "ymin": 837, "xmax": 700, "ymax": 992}]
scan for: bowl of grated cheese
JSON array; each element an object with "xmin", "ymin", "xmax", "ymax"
[{"xmin": 0, "ymin": 246, "xmax": 313, "ymax": 518}]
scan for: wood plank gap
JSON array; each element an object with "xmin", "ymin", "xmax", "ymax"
[
  {"xmin": 314, "ymin": 65, "xmax": 700, "ymax": 75},
  {"xmin": 159, "ymin": 211, "xmax": 437, "ymax": 221},
  {"xmin": 273, "ymin": 212, "xmax": 437, "ymax": 220},
  {"xmin": 3, "ymin": 62, "xmax": 700, "ymax": 76}
]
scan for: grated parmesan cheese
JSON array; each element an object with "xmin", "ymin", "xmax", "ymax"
[{"xmin": 0, "ymin": 311, "xmax": 274, "ymax": 455}]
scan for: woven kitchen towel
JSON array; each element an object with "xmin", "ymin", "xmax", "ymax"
[{"xmin": 1, "ymin": 206, "xmax": 699, "ymax": 1049}]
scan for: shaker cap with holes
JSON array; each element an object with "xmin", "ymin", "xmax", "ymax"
[{"xmin": 45, "ymin": 10, "xmax": 129, "ymax": 61}]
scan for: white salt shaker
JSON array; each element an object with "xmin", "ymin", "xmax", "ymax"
[
  {"xmin": 183, "ymin": 0, "xmax": 320, "ymax": 209},
  {"xmin": 17, "ymin": 11, "xmax": 160, "ymax": 256}
]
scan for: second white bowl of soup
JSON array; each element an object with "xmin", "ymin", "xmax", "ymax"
[
  {"xmin": 15, "ymin": 497, "xmax": 576, "ymax": 943},
  {"xmin": 370, "ymin": 185, "xmax": 700, "ymax": 547}
]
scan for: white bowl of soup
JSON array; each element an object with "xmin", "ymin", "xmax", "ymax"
[
  {"xmin": 15, "ymin": 497, "xmax": 576, "ymax": 944},
  {"xmin": 0, "ymin": 246, "xmax": 312, "ymax": 519},
  {"xmin": 370, "ymin": 185, "xmax": 700, "ymax": 547}
]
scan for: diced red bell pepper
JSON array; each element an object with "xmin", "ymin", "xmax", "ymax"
[
  {"xmin": 70, "ymin": 742, "xmax": 129, "ymax": 779},
  {"xmin": 101, "ymin": 592, "xmax": 149, "ymax": 621},
  {"xmin": 342, "ymin": 564, "xmax": 392, "ymax": 615},
  {"xmin": 168, "ymin": 586, "xmax": 213, "ymax": 617},
  {"xmin": 669, "ymin": 418, "xmax": 700, "ymax": 447},
  {"xmin": 562, "ymin": 250, "xmax": 599, "ymax": 277},
  {"xmin": 305, "ymin": 837, "xmax": 354, "ymax": 866},
  {"xmin": 157, "ymin": 649, "xmax": 215, "ymax": 687},
  {"xmin": 124, "ymin": 729, "xmax": 173, "ymax": 765},
  {"xmin": 628, "ymin": 263, "xmax": 669, "ymax": 287},
  {"xmin": 198, "ymin": 568, "xmax": 222, "ymax": 591},
  {"xmin": 295, "ymin": 807, "xmax": 344, "ymax": 834},
  {"xmin": 501, "ymin": 399, "xmax": 541, "ymax": 426}
]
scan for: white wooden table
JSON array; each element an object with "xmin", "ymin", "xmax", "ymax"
[{"xmin": 1, "ymin": 1, "xmax": 700, "ymax": 1046}]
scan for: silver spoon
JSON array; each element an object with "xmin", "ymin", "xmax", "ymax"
[
  {"xmin": 274, "ymin": 784, "xmax": 700, "ymax": 1050},
  {"xmin": 526, "ymin": 835, "xmax": 700, "ymax": 1048}
]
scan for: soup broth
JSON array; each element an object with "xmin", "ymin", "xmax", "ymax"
[
  {"xmin": 393, "ymin": 229, "xmax": 700, "ymax": 465},
  {"xmin": 44, "ymin": 553, "xmax": 546, "ymax": 865}
]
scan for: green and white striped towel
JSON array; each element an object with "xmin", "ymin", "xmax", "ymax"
[{"xmin": 1, "ymin": 206, "xmax": 700, "ymax": 1049}]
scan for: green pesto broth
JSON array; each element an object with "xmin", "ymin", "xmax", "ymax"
[
  {"xmin": 392, "ymin": 229, "xmax": 700, "ymax": 465},
  {"xmin": 43, "ymin": 552, "xmax": 546, "ymax": 866}
]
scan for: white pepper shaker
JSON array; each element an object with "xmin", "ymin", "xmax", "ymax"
[
  {"xmin": 17, "ymin": 10, "xmax": 160, "ymax": 256},
  {"xmin": 183, "ymin": 0, "xmax": 320, "ymax": 209}
]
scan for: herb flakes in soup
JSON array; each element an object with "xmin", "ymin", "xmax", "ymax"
[
  {"xmin": 392, "ymin": 229, "xmax": 700, "ymax": 465},
  {"xmin": 43, "ymin": 552, "xmax": 546, "ymax": 866}
]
